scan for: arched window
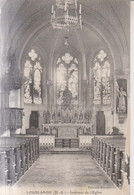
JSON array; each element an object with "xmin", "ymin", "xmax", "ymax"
[
  {"xmin": 24, "ymin": 49, "xmax": 42, "ymax": 104},
  {"xmin": 56, "ymin": 53, "xmax": 79, "ymax": 106},
  {"xmin": 93, "ymin": 50, "xmax": 111, "ymax": 104}
]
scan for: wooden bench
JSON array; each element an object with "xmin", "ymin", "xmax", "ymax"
[
  {"xmin": 91, "ymin": 136, "xmax": 128, "ymax": 187},
  {"xmin": 0, "ymin": 138, "xmax": 30, "ymax": 177},
  {"xmin": 16, "ymin": 135, "xmax": 39, "ymax": 160},
  {"xmin": 0, "ymin": 147, "xmax": 16, "ymax": 186},
  {"xmin": 102, "ymin": 138, "xmax": 125, "ymax": 186},
  {"xmin": 0, "ymin": 136, "xmax": 39, "ymax": 186}
]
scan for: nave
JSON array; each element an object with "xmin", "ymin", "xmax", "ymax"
[
  {"xmin": 16, "ymin": 153, "xmax": 115, "ymax": 188},
  {"xmin": 0, "ymin": 135, "xmax": 129, "ymax": 188}
]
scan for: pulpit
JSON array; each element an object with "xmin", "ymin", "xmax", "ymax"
[{"xmin": 2, "ymin": 108, "xmax": 23, "ymax": 136}]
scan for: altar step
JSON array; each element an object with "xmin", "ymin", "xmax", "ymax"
[
  {"xmin": 55, "ymin": 138, "xmax": 79, "ymax": 148},
  {"xmin": 40, "ymin": 148, "xmax": 91, "ymax": 154}
]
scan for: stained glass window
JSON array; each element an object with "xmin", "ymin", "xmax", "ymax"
[
  {"xmin": 56, "ymin": 53, "xmax": 79, "ymax": 106},
  {"xmin": 24, "ymin": 49, "xmax": 42, "ymax": 104},
  {"xmin": 93, "ymin": 50, "xmax": 111, "ymax": 104}
]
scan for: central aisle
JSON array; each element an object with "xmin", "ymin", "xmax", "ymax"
[{"xmin": 16, "ymin": 154, "xmax": 115, "ymax": 188}]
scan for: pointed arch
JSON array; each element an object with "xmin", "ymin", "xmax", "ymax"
[
  {"xmin": 24, "ymin": 48, "xmax": 43, "ymax": 104},
  {"xmin": 56, "ymin": 52, "xmax": 79, "ymax": 107},
  {"xmin": 93, "ymin": 50, "xmax": 111, "ymax": 104}
]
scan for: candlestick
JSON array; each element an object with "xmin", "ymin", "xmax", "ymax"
[
  {"xmin": 79, "ymin": 4, "xmax": 81, "ymax": 14},
  {"xmin": 80, "ymin": 15, "xmax": 82, "ymax": 29},
  {"xmin": 75, "ymin": 0, "xmax": 77, "ymax": 9},
  {"xmin": 65, "ymin": 1, "xmax": 67, "ymax": 11},
  {"xmin": 51, "ymin": 5, "xmax": 54, "ymax": 14},
  {"xmin": 67, "ymin": 9, "xmax": 68, "ymax": 19}
]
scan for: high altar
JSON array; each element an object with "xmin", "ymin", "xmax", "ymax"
[
  {"xmin": 42, "ymin": 123, "xmax": 93, "ymax": 138},
  {"xmin": 42, "ymin": 107, "xmax": 92, "ymax": 136},
  {"xmin": 38, "ymin": 107, "xmax": 93, "ymax": 150}
]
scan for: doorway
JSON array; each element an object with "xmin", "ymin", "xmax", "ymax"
[
  {"xmin": 96, "ymin": 111, "xmax": 105, "ymax": 135},
  {"xmin": 30, "ymin": 111, "xmax": 39, "ymax": 128}
]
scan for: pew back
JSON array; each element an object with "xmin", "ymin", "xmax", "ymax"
[
  {"xmin": 91, "ymin": 136, "xmax": 129, "ymax": 187},
  {"xmin": 0, "ymin": 136, "xmax": 39, "ymax": 186}
]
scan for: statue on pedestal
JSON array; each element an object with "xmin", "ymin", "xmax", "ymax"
[{"xmin": 116, "ymin": 81, "xmax": 127, "ymax": 113}]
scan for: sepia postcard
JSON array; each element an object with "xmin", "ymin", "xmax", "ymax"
[{"xmin": 0, "ymin": 0, "xmax": 131, "ymax": 195}]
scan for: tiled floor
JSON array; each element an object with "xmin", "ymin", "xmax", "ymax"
[{"xmin": 16, "ymin": 154, "xmax": 115, "ymax": 188}]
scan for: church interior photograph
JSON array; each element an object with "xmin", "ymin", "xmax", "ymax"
[{"xmin": 0, "ymin": 0, "xmax": 130, "ymax": 191}]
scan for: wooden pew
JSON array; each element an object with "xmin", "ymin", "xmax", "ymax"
[
  {"xmin": 91, "ymin": 137, "xmax": 98, "ymax": 159},
  {"xmin": 103, "ymin": 138, "xmax": 125, "ymax": 186},
  {"xmin": 15, "ymin": 135, "xmax": 39, "ymax": 161},
  {"xmin": 0, "ymin": 151, "xmax": 8, "ymax": 186},
  {"xmin": 0, "ymin": 136, "xmax": 39, "ymax": 185},
  {"xmin": 102, "ymin": 141, "xmax": 107, "ymax": 170},
  {"xmin": 20, "ymin": 143, "xmax": 26, "ymax": 174},
  {"xmin": 0, "ymin": 138, "xmax": 28, "ymax": 178},
  {"xmin": 120, "ymin": 152, "xmax": 130, "ymax": 187},
  {"xmin": 0, "ymin": 150, "xmax": 9, "ymax": 186},
  {"xmin": 0, "ymin": 147, "xmax": 16, "ymax": 185},
  {"xmin": 99, "ymin": 140, "xmax": 104, "ymax": 167},
  {"xmin": 106, "ymin": 143, "xmax": 111, "ymax": 174},
  {"xmin": 21, "ymin": 136, "xmax": 39, "ymax": 169},
  {"xmin": 0, "ymin": 136, "xmax": 38, "ymax": 169},
  {"xmin": 91, "ymin": 136, "xmax": 127, "ymax": 187},
  {"xmin": 95, "ymin": 139, "xmax": 99, "ymax": 162}
]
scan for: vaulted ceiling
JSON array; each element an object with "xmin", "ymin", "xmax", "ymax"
[{"xmin": 1, "ymin": 0, "xmax": 130, "ymax": 71}]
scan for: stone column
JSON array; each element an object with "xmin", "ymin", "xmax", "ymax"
[
  {"xmin": 81, "ymin": 53, "xmax": 87, "ymax": 109},
  {"xmin": 81, "ymin": 80, "xmax": 87, "ymax": 109}
]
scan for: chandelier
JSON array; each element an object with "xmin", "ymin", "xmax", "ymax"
[{"xmin": 51, "ymin": 0, "xmax": 82, "ymax": 32}]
